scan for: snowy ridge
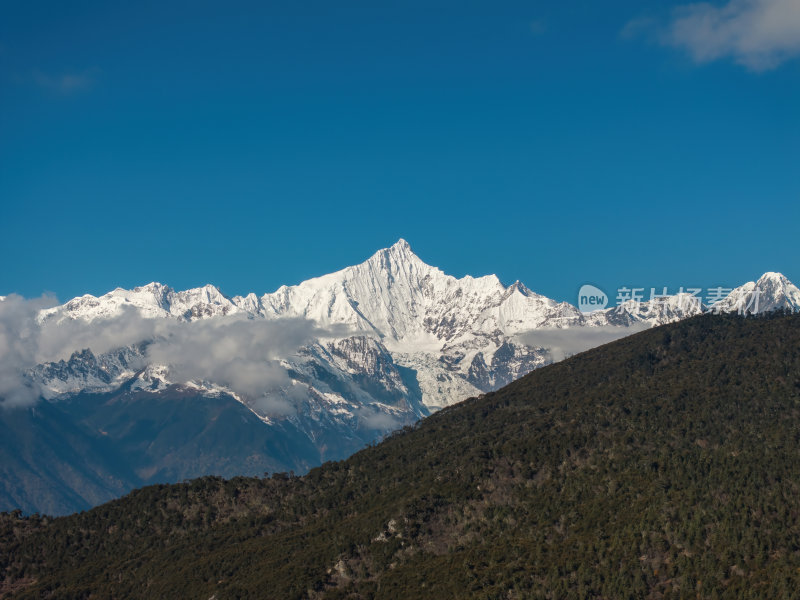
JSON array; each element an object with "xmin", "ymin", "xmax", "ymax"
[
  {"xmin": 40, "ymin": 282, "xmax": 240, "ymax": 324},
  {"xmin": 27, "ymin": 240, "xmax": 800, "ymax": 420}
]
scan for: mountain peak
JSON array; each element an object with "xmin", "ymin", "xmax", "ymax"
[
  {"xmin": 364, "ymin": 239, "xmax": 428, "ymax": 273},
  {"xmin": 711, "ymin": 272, "xmax": 800, "ymax": 314},
  {"xmin": 756, "ymin": 272, "xmax": 791, "ymax": 287},
  {"xmin": 134, "ymin": 282, "xmax": 171, "ymax": 293},
  {"xmin": 392, "ymin": 238, "xmax": 411, "ymax": 251},
  {"xmin": 756, "ymin": 272, "xmax": 800, "ymax": 311},
  {"xmin": 385, "ymin": 238, "xmax": 419, "ymax": 262}
]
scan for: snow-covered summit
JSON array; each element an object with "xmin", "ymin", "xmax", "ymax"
[
  {"xmin": 257, "ymin": 239, "xmax": 583, "ymax": 349},
  {"xmin": 711, "ymin": 272, "xmax": 800, "ymax": 314}
]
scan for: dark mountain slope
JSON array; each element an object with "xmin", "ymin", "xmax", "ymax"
[
  {"xmin": 3, "ymin": 312, "xmax": 800, "ymax": 599},
  {"xmin": 0, "ymin": 399, "xmax": 136, "ymax": 517},
  {"xmin": 0, "ymin": 387, "xmax": 332, "ymax": 516}
]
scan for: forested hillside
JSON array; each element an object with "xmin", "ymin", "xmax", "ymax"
[{"xmin": 3, "ymin": 312, "xmax": 800, "ymax": 599}]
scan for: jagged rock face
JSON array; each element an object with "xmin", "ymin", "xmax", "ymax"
[
  {"xmin": 465, "ymin": 341, "xmax": 548, "ymax": 390},
  {"xmin": 325, "ymin": 337, "xmax": 417, "ymax": 406},
  {"xmin": 32, "ymin": 346, "xmax": 145, "ymax": 399}
]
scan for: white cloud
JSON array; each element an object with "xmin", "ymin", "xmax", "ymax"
[
  {"xmin": 357, "ymin": 408, "xmax": 403, "ymax": 431},
  {"xmin": 663, "ymin": 0, "xmax": 800, "ymax": 70},
  {"xmin": 0, "ymin": 295, "xmax": 58, "ymax": 407},
  {"xmin": 253, "ymin": 395, "xmax": 298, "ymax": 418},
  {"xmin": 36, "ymin": 305, "xmax": 161, "ymax": 363},
  {"xmin": 0, "ymin": 294, "xmax": 345, "ymax": 409},
  {"xmin": 145, "ymin": 316, "xmax": 325, "ymax": 399},
  {"xmin": 516, "ymin": 324, "xmax": 650, "ymax": 362}
]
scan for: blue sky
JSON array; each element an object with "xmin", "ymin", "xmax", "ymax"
[{"xmin": 1, "ymin": 0, "xmax": 798, "ymax": 305}]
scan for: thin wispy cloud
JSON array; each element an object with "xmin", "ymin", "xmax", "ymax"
[
  {"xmin": 529, "ymin": 19, "xmax": 547, "ymax": 36},
  {"xmin": 625, "ymin": 0, "xmax": 800, "ymax": 71},
  {"xmin": 516, "ymin": 324, "xmax": 650, "ymax": 362},
  {"xmin": 32, "ymin": 68, "xmax": 99, "ymax": 94},
  {"xmin": 619, "ymin": 17, "xmax": 658, "ymax": 40}
]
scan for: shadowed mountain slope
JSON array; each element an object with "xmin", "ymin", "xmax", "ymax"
[{"xmin": 2, "ymin": 311, "xmax": 800, "ymax": 599}]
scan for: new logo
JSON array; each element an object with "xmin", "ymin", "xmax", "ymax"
[{"xmin": 578, "ymin": 284, "xmax": 608, "ymax": 313}]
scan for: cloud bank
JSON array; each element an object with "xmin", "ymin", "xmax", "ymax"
[
  {"xmin": 0, "ymin": 295, "xmax": 340, "ymax": 409},
  {"xmin": 0, "ymin": 295, "xmax": 59, "ymax": 407},
  {"xmin": 664, "ymin": 0, "xmax": 800, "ymax": 70},
  {"xmin": 146, "ymin": 316, "xmax": 326, "ymax": 399}
]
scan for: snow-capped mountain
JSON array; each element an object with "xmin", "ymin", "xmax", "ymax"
[
  {"xmin": 32, "ymin": 240, "xmax": 705, "ymax": 410},
  {"xmin": 3, "ymin": 240, "xmax": 797, "ymax": 515},
  {"xmin": 710, "ymin": 272, "xmax": 800, "ymax": 314},
  {"xmin": 30, "ymin": 241, "xmax": 799, "ymax": 414}
]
